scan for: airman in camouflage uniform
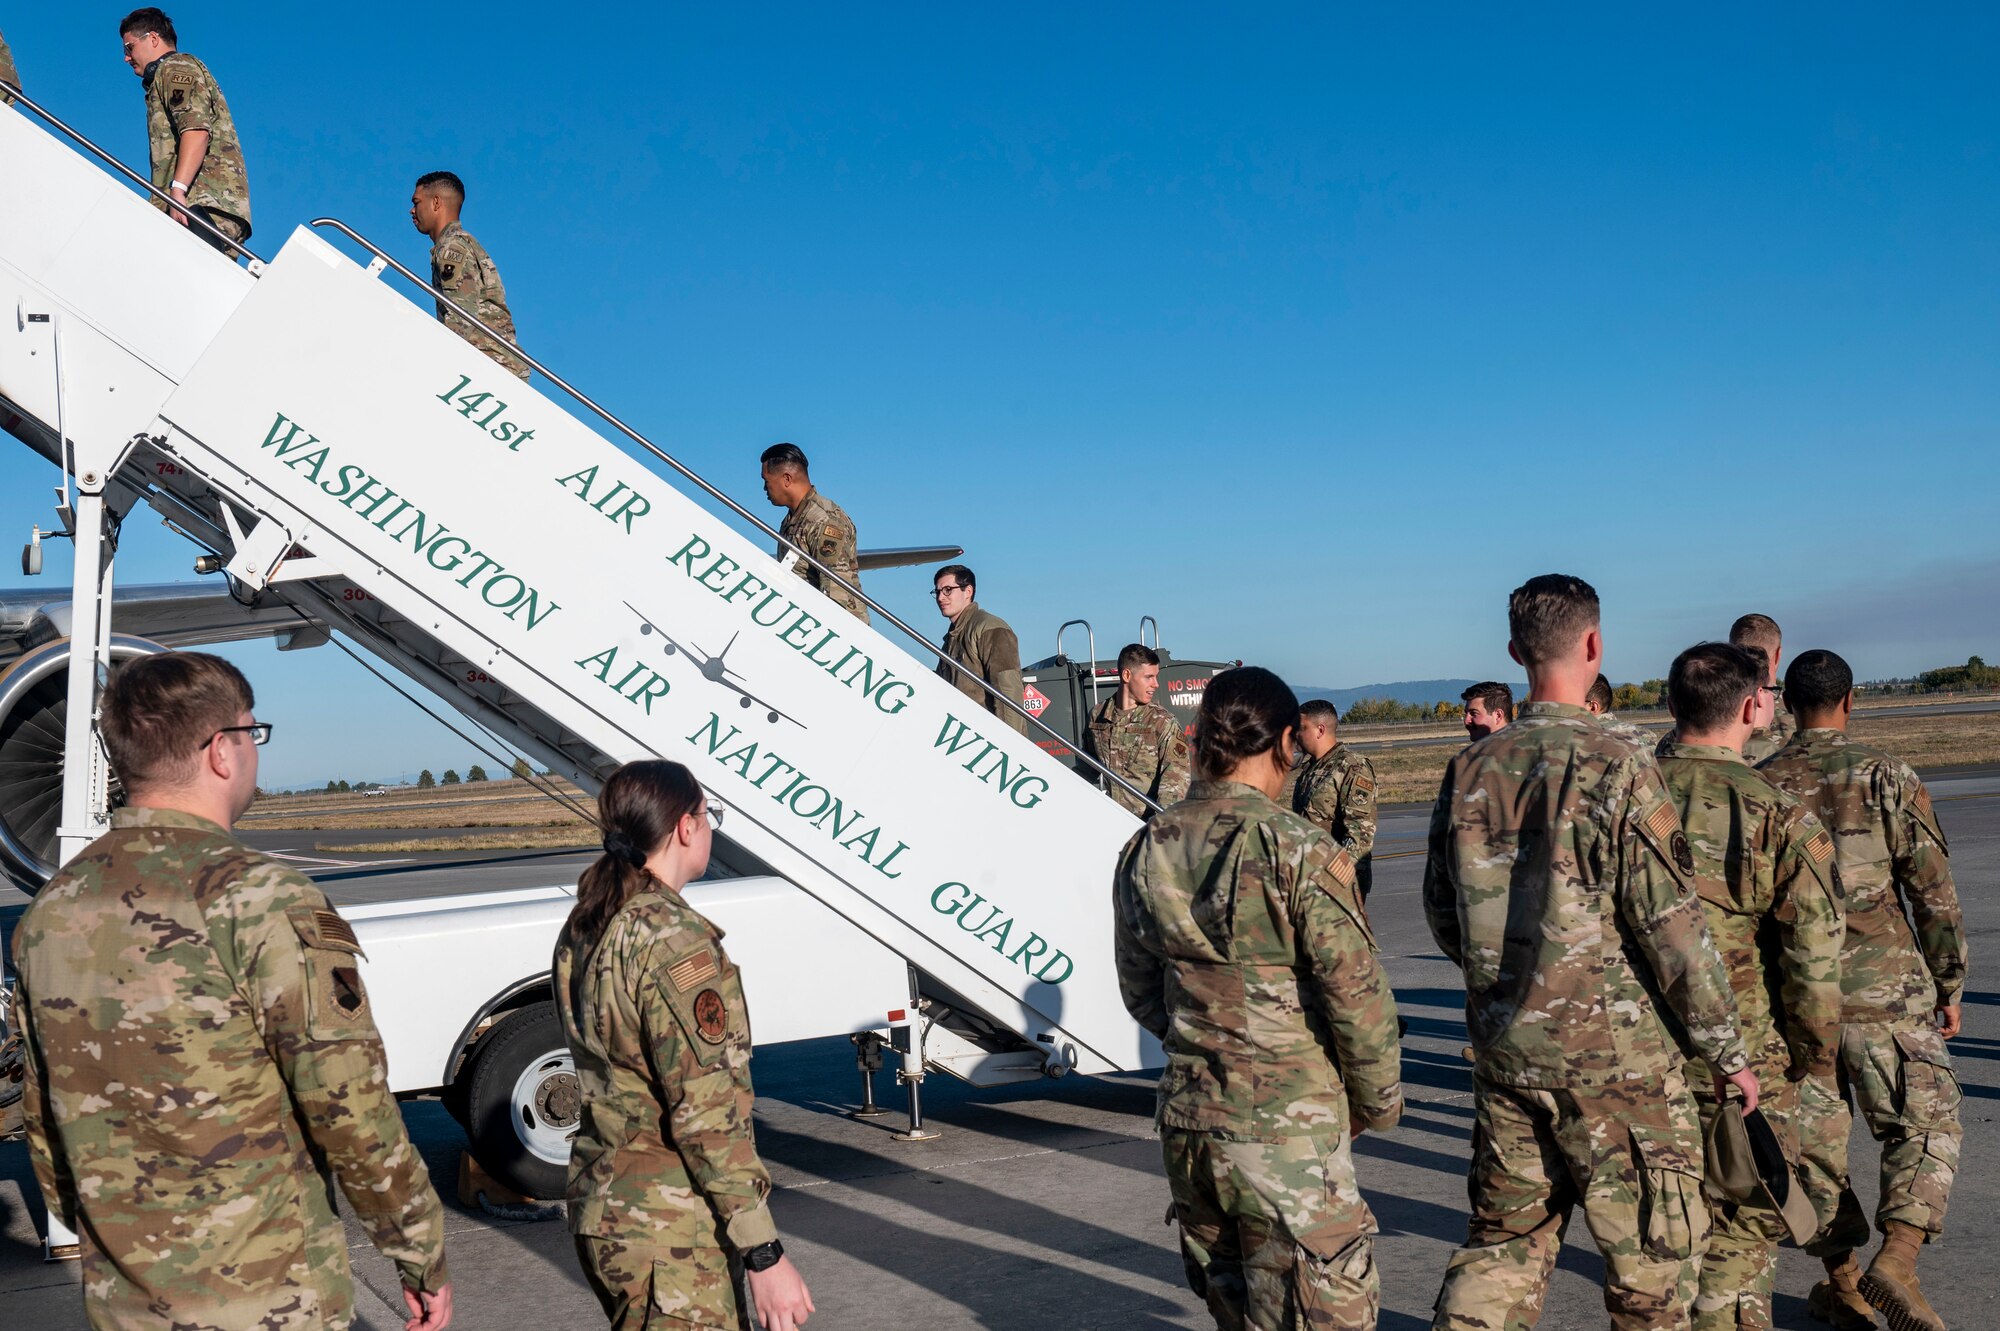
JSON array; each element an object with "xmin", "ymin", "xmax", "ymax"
[
  {"xmin": 556, "ymin": 876, "xmax": 778, "ymax": 1329},
  {"xmin": 1758, "ymin": 650, "xmax": 1965, "ymax": 1331},
  {"xmin": 1426, "ymin": 575, "xmax": 1753, "ymax": 1331},
  {"xmin": 13, "ymin": 808, "xmax": 449, "ymax": 1328},
  {"xmin": 1085, "ymin": 645, "xmax": 1192, "ymax": 817},
  {"xmin": 1085, "ymin": 694, "xmax": 1191, "ymax": 815},
  {"xmin": 759, "ymin": 442, "xmax": 867, "ymax": 623},
  {"xmin": 1654, "ymin": 641, "xmax": 1844, "ymax": 1331},
  {"xmin": 1115, "ymin": 666, "xmax": 1402, "ymax": 1330},
  {"xmin": 778, "ymin": 487, "xmax": 867, "ymax": 623},
  {"xmin": 935, "ymin": 564, "xmax": 1027, "ymax": 735},
  {"xmin": 1, "ymin": 28, "xmax": 22, "ymax": 103},
  {"xmin": 140, "ymin": 46, "xmax": 251, "ymax": 251},
  {"xmin": 1292, "ymin": 704, "xmax": 1377, "ymax": 900}
]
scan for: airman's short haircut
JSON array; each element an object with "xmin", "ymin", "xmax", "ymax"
[
  {"xmin": 415, "ymin": 170, "xmax": 466, "ymax": 203},
  {"xmin": 1299, "ymin": 699, "xmax": 1338, "ymax": 724},
  {"xmin": 1668, "ymin": 642, "xmax": 1760, "ymax": 734},
  {"xmin": 935, "ymin": 563, "xmax": 975, "ymax": 594},
  {"xmin": 119, "ymin": 8, "xmax": 176, "ymax": 46},
  {"xmin": 760, "ymin": 442, "xmax": 809, "ymax": 475},
  {"xmin": 101, "ymin": 651, "xmax": 254, "ymax": 792},
  {"xmin": 1586, "ymin": 674, "xmax": 1614, "ymax": 713},
  {"xmin": 1507, "ymin": 574, "xmax": 1600, "ymax": 667},
  {"xmin": 1728, "ymin": 613, "xmax": 1782, "ymax": 660},
  {"xmin": 1785, "ymin": 649, "xmax": 1854, "ymax": 716},
  {"xmin": 1117, "ymin": 643, "xmax": 1159, "ymax": 672},
  {"xmin": 1462, "ymin": 681, "xmax": 1514, "ymax": 718}
]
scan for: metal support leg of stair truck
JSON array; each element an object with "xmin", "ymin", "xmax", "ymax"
[
  {"xmin": 37, "ymin": 438, "xmax": 127, "ymax": 1260},
  {"xmin": 886, "ymin": 987, "xmax": 939, "ymax": 1143}
]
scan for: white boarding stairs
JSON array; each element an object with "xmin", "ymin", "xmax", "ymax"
[{"xmin": 0, "ymin": 96, "xmax": 1163, "ymax": 1088}]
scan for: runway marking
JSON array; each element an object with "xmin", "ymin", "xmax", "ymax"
[{"xmin": 267, "ymin": 850, "xmax": 415, "ymax": 868}]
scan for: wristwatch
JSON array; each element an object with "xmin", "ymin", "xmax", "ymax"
[{"xmin": 741, "ymin": 1239, "xmax": 784, "ymax": 1273}]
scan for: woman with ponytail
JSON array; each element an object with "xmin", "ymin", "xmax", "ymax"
[
  {"xmin": 1112, "ymin": 667, "xmax": 1405, "ymax": 1330},
  {"xmin": 555, "ymin": 760, "xmax": 814, "ymax": 1331}
]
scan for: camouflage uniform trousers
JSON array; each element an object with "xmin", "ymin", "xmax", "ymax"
[
  {"xmin": 574, "ymin": 1234, "xmax": 752, "ymax": 1330},
  {"xmin": 191, "ymin": 205, "xmax": 249, "ymax": 258},
  {"xmin": 1690, "ymin": 1076, "xmax": 1801, "ymax": 1331},
  {"xmin": 1163, "ymin": 1126, "xmax": 1380, "ymax": 1331},
  {"xmin": 1797, "ymin": 1018, "xmax": 1961, "ymax": 1255},
  {"xmin": 1433, "ymin": 1067, "xmax": 1709, "ymax": 1331}
]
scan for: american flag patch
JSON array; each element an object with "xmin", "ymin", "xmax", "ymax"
[
  {"xmin": 669, "ymin": 951, "xmax": 718, "ymax": 993},
  {"xmin": 1806, "ymin": 831, "xmax": 1834, "ymax": 865},
  {"xmin": 314, "ymin": 910, "xmax": 360, "ymax": 951},
  {"xmin": 1329, "ymin": 852, "xmax": 1357, "ymax": 890},
  {"xmin": 1644, "ymin": 803, "xmax": 1679, "ymax": 842},
  {"xmin": 1915, "ymin": 786, "xmax": 1934, "ymax": 817}
]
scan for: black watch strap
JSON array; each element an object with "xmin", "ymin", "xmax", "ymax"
[{"xmin": 741, "ymin": 1239, "xmax": 784, "ymax": 1272}]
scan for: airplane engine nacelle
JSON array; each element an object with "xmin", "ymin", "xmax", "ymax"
[{"xmin": 0, "ymin": 635, "xmax": 165, "ymax": 894}]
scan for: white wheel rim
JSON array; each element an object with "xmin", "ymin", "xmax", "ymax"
[{"xmin": 509, "ymin": 1049, "xmax": 580, "ymax": 1166}]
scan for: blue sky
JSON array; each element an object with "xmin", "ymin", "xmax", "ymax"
[{"xmin": 4, "ymin": 5, "xmax": 1997, "ymax": 787}]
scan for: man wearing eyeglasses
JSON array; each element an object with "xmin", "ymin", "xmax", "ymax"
[
  {"xmin": 1656, "ymin": 614, "xmax": 1791, "ymax": 763},
  {"xmin": 933, "ymin": 563, "xmax": 1027, "ymax": 735},
  {"xmin": 10, "ymin": 651, "xmax": 453, "ymax": 1331}
]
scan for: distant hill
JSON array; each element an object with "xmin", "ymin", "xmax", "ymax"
[{"xmin": 1294, "ymin": 678, "xmax": 1522, "ymax": 710}]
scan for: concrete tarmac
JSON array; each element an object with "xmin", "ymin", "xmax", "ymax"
[{"xmin": 6, "ymin": 777, "xmax": 1999, "ymax": 1329}]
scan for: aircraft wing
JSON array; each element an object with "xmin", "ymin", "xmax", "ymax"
[
  {"xmin": 856, "ymin": 545, "xmax": 963, "ymax": 572},
  {"xmin": 0, "ymin": 582, "xmax": 325, "ymax": 668}
]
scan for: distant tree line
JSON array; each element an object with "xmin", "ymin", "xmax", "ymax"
[{"xmin": 1863, "ymin": 656, "xmax": 2000, "ymax": 696}]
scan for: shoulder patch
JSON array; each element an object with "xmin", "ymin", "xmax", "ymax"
[
  {"xmin": 1327, "ymin": 850, "xmax": 1357, "ymax": 890},
  {"xmin": 1670, "ymin": 830, "xmax": 1695, "ymax": 875},
  {"xmin": 1914, "ymin": 785, "xmax": 1934, "ymax": 817},
  {"xmin": 668, "ymin": 949, "xmax": 719, "ymax": 993},
  {"xmin": 691, "ymin": 987, "xmax": 729, "ymax": 1044},
  {"xmin": 1806, "ymin": 830, "xmax": 1834, "ymax": 866},
  {"xmin": 1644, "ymin": 802, "xmax": 1679, "ymax": 842},
  {"xmin": 315, "ymin": 909, "xmax": 360, "ymax": 950}
]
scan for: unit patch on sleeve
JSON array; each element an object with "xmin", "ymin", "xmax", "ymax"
[{"xmin": 691, "ymin": 988, "xmax": 729, "ymax": 1044}]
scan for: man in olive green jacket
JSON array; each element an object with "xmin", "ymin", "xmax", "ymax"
[{"xmin": 933, "ymin": 563, "xmax": 1027, "ymax": 735}]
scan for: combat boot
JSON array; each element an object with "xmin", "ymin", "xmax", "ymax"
[
  {"xmin": 1859, "ymin": 1221, "xmax": 1946, "ymax": 1331},
  {"xmin": 1807, "ymin": 1253, "xmax": 1877, "ymax": 1330}
]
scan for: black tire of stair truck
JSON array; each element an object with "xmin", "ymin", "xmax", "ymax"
[{"xmin": 462, "ymin": 1001, "xmax": 574, "ymax": 1201}]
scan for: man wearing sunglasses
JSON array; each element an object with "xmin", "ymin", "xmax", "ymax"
[{"xmin": 10, "ymin": 652, "xmax": 453, "ymax": 1331}]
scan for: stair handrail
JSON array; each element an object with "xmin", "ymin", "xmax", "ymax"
[
  {"xmin": 304, "ymin": 218, "xmax": 1160, "ymax": 815},
  {"xmin": 2, "ymin": 84, "xmax": 266, "ymax": 266}
]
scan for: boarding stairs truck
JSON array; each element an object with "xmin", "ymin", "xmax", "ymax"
[{"xmin": 0, "ymin": 92, "xmax": 1162, "ymax": 1217}]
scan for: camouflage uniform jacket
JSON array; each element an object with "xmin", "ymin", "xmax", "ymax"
[
  {"xmin": 1759, "ymin": 728, "xmax": 1966, "ymax": 1023},
  {"xmin": 938, "ymin": 601, "xmax": 1027, "ymax": 735},
  {"xmin": 778, "ymin": 487, "xmax": 867, "ymax": 622},
  {"xmin": 1084, "ymin": 696, "xmax": 1191, "ymax": 816},
  {"xmin": 1, "ymin": 29, "xmax": 19, "ymax": 103},
  {"xmin": 1113, "ymin": 780, "xmax": 1403, "ymax": 1136},
  {"xmin": 1292, "ymin": 742, "xmax": 1377, "ymax": 869},
  {"xmin": 1424, "ymin": 702, "xmax": 1750, "ymax": 1089},
  {"xmin": 554, "ymin": 885, "xmax": 778, "ymax": 1252},
  {"xmin": 1595, "ymin": 709, "xmax": 1654, "ymax": 750},
  {"xmin": 430, "ymin": 219, "xmax": 529, "ymax": 379},
  {"xmin": 11, "ymin": 808, "xmax": 447, "ymax": 1330},
  {"xmin": 1657, "ymin": 742, "xmax": 1846, "ymax": 1080},
  {"xmin": 143, "ymin": 51, "xmax": 250, "ymax": 234}
]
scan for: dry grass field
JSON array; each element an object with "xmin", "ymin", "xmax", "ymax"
[
  {"xmin": 1360, "ymin": 707, "xmax": 2000, "ymax": 805},
  {"xmin": 240, "ymin": 704, "xmax": 2000, "ymax": 852}
]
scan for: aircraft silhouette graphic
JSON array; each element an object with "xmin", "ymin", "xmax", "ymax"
[{"xmin": 622, "ymin": 602, "xmax": 802, "ymax": 727}]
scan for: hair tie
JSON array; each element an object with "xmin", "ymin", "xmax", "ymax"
[{"xmin": 601, "ymin": 829, "xmax": 645, "ymax": 868}]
